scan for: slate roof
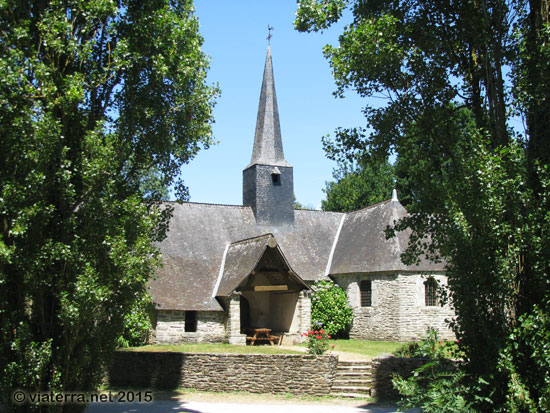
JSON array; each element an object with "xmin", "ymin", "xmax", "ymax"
[
  {"xmin": 214, "ymin": 234, "xmax": 308, "ymax": 297},
  {"xmin": 149, "ymin": 199, "xmax": 445, "ymax": 311},
  {"xmin": 149, "ymin": 203, "xmax": 342, "ymax": 311},
  {"xmin": 330, "ymin": 199, "xmax": 444, "ymax": 274}
]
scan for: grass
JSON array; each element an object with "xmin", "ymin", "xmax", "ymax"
[
  {"xmin": 121, "ymin": 342, "xmax": 303, "ymax": 355},
  {"xmin": 123, "ymin": 339, "xmax": 406, "ymax": 358},
  {"xmin": 328, "ymin": 339, "xmax": 407, "ymax": 358}
]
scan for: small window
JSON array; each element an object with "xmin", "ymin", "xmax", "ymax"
[
  {"xmin": 360, "ymin": 280, "xmax": 372, "ymax": 307},
  {"xmin": 425, "ymin": 278, "xmax": 438, "ymax": 306},
  {"xmin": 185, "ymin": 311, "xmax": 197, "ymax": 332},
  {"xmin": 271, "ymin": 173, "xmax": 281, "ymax": 186}
]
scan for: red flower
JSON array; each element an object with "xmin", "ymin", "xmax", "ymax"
[
  {"xmin": 314, "ymin": 331, "xmax": 318, "ymax": 334},
  {"xmin": 332, "ymin": 344, "xmax": 335, "ymax": 348},
  {"xmin": 320, "ymin": 329, "xmax": 325, "ymax": 334},
  {"xmin": 456, "ymin": 339, "xmax": 460, "ymax": 343},
  {"xmin": 328, "ymin": 335, "xmax": 331, "ymax": 339},
  {"xmin": 316, "ymin": 335, "xmax": 322, "ymax": 340}
]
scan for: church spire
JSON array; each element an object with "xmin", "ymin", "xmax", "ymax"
[
  {"xmin": 243, "ymin": 45, "xmax": 294, "ymax": 227},
  {"xmin": 248, "ymin": 46, "xmax": 290, "ymax": 168}
]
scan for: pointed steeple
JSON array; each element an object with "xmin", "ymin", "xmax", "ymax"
[
  {"xmin": 243, "ymin": 46, "xmax": 294, "ymax": 227},
  {"xmin": 248, "ymin": 47, "xmax": 290, "ymax": 168}
]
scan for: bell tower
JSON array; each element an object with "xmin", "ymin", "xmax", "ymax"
[{"xmin": 243, "ymin": 46, "xmax": 294, "ymax": 226}]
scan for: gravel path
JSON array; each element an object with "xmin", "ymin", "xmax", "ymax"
[{"xmin": 84, "ymin": 395, "xmax": 408, "ymax": 413}]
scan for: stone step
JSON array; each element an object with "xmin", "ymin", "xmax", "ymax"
[
  {"xmin": 332, "ymin": 381, "xmax": 371, "ymax": 389},
  {"xmin": 334, "ymin": 371, "xmax": 372, "ymax": 378},
  {"xmin": 338, "ymin": 360, "xmax": 372, "ymax": 365},
  {"xmin": 332, "ymin": 361, "xmax": 374, "ymax": 399},
  {"xmin": 331, "ymin": 392, "xmax": 371, "ymax": 399},
  {"xmin": 333, "ymin": 379, "xmax": 373, "ymax": 386},
  {"xmin": 331, "ymin": 386, "xmax": 370, "ymax": 395},
  {"xmin": 336, "ymin": 364, "xmax": 372, "ymax": 370}
]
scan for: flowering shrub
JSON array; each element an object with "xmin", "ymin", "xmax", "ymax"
[
  {"xmin": 302, "ymin": 323, "xmax": 332, "ymax": 355},
  {"xmin": 310, "ymin": 280, "xmax": 353, "ymax": 338}
]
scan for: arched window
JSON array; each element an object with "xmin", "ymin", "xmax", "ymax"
[
  {"xmin": 424, "ymin": 278, "xmax": 438, "ymax": 306},
  {"xmin": 360, "ymin": 280, "xmax": 372, "ymax": 307}
]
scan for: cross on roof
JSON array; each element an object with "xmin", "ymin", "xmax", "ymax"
[{"xmin": 267, "ymin": 25, "xmax": 274, "ymax": 45}]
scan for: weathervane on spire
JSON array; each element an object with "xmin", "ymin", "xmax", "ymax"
[{"xmin": 267, "ymin": 25, "xmax": 274, "ymax": 45}]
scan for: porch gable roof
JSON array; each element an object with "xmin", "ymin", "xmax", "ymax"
[{"xmin": 214, "ymin": 234, "xmax": 308, "ymax": 297}]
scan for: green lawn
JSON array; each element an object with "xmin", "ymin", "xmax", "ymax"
[
  {"xmin": 123, "ymin": 340, "xmax": 405, "ymax": 358},
  {"xmin": 122, "ymin": 343, "xmax": 303, "ymax": 355},
  {"xmin": 328, "ymin": 339, "xmax": 407, "ymax": 357}
]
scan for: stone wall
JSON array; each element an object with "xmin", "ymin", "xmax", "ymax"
[
  {"xmin": 109, "ymin": 352, "xmax": 338, "ymax": 396},
  {"xmin": 336, "ymin": 272, "xmax": 455, "ymax": 341},
  {"xmin": 370, "ymin": 356, "xmax": 429, "ymax": 398},
  {"xmin": 154, "ymin": 310, "xmax": 225, "ymax": 344}
]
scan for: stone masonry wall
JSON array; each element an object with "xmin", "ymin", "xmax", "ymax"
[
  {"xmin": 337, "ymin": 272, "xmax": 455, "ymax": 341},
  {"xmin": 154, "ymin": 310, "xmax": 225, "ymax": 344},
  {"xmin": 395, "ymin": 273, "xmax": 455, "ymax": 341},
  {"xmin": 109, "ymin": 352, "xmax": 338, "ymax": 396},
  {"xmin": 371, "ymin": 356, "xmax": 429, "ymax": 398}
]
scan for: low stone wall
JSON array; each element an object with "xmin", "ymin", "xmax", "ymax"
[
  {"xmin": 371, "ymin": 356, "xmax": 432, "ymax": 398},
  {"xmin": 109, "ymin": 351, "xmax": 437, "ymax": 400},
  {"xmin": 109, "ymin": 351, "xmax": 338, "ymax": 396}
]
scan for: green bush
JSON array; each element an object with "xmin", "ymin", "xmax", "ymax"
[
  {"xmin": 310, "ymin": 280, "xmax": 353, "ymax": 338},
  {"xmin": 393, "ymin": 328, "xmax": 463, "ymax": 359},
  {"xmin": 392, "ymin": 329, "xmax": 485, "ymax": 412},
  {"xmin": 116, "ymin": 294, "xmax": 152, "ymax": 348}
]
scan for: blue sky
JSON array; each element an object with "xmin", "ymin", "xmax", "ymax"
[{"xmin": 180, "ymin": 1, "xmax": 367, "ymax": 209}]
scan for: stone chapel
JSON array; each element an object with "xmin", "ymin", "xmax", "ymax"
[{"xmin": 149, "ymin": 47, "xmax": 455, "ymax": 345}]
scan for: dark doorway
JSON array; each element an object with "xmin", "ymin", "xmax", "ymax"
[{"xmin": 240, "ymin": 296, "xmax": 251, "ymax": 334}]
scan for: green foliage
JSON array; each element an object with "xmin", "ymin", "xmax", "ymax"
[
  {"xmin": 296, "ymin": 0, "xmax": 550, "ymax": 410},
  {"xmin": 310, "ymin": 280, "xmax": 353, "ymax": 338},
  {"xmin": 497, "ymin": 299, "xmax": 550, "ymax": 412},
  {"xmin": 321, "ymin": 159, "xmax": 395, "ymax": 212},
  {"xmin": 393, "ymin": 368, "xmax": 478, "ymax": 413},
  {"xmin": 301, "ymin": 326, "xmax": 332, "ymax": 355},
  {"xmin": 393, "ymin": 328, "xmax": 463, "ymax": 360},
  {"xmin": 392, "ymin": 329, "xmax": 482, "ymax": 412},
  {"xmin": 116, "ymin": 293, "xmax": 153, "ymax": 348},
  {"xmin": 0, "ymin": 0, "xmax": 217, "ymax": 410}
]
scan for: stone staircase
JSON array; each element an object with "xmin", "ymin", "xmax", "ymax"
[{"xmin": 331, "ymin": 360, "xmax": 373, "ymax": 398}]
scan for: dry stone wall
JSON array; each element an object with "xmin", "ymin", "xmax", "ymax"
[{"xmin": 109, "ymin": 352, "xmax": 338, "ymax": 396}]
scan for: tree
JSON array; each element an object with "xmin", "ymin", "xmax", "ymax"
[
  {"xmin": 0, "ymin": 1, "xmax": 217, "ymax": 411},
  {"xmin": 296, "ymin": 0, "xmax": 550, "ymax": 410},
  {"xmin": 321, "ymin": 159, "xmax": 395, "ymax": 212}
]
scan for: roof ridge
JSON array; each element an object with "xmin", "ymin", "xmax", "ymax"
[
  {"xmin": 230, "ymin": 233, "xmax": 274, "ymax": 245},
  {"xmin": 294, "ymin": 208, "xmax": 344, "ymax": 214},
  {"xmin": 165, "ymin": 201, "xmax": 250, "ymax": 208},
  {"xmin": 346, "ymin": 198, "xmax": 391, "ymax": 214}
]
